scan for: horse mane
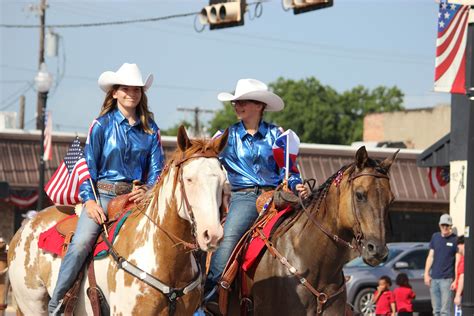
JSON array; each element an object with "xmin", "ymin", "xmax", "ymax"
[
  {"xmin": 308, "ymin": 157, "xmax": 387, "ymax": 206},
  {"xmin": 134, "ymin": 138, "xmax": 213, "ymax": 214}
]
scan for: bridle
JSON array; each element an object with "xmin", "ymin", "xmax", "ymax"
[
  {"xmin": 173, "ymin": 148, "xmax": 222, "ymax": 243},
  {"xmin": 300, "ymin": 165, "xmax": 390, "ymax": 253}
]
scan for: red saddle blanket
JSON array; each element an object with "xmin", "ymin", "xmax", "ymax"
[
  {"xmin": 242, "ymin": 205, "xmax": 292, "ymax": 271},
  {"xmin": 38, "ymin": 211, "xmax": 131, "ymax": 258}
]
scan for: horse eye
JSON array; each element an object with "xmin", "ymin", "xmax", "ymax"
[{"xmin": 356, "ymin": 191, "xmax": 366, "ymax": 202}]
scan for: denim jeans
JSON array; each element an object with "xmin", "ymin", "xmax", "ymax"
[
  {"xmin": 430, "ymin": 278, "xmax": 453, "ymax": 316},
  {"xmin": 205, "ymin": 191, "xmax": 260, "ymax": 298},
  {"xmin": 48, "ymin": 191, "xmax": 114, "ymax": 314}
]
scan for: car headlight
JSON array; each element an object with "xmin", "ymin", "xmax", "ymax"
[{"xmin": 345, "ymin": 275, "xmax": 352, "ymax": 283}]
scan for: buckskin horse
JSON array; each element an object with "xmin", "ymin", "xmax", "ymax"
[
  {"xmin": 226, "ymin": 146, "xmax": 398, "ymax": 315},
  {"xmin": 7, "ymin": 126, "xmax": 228, "ymax": 315}
]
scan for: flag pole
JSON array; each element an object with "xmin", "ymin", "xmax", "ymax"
[
  {"xmin": 285, "ymin": 134, "xmax": 290, "ymax": 181},
  {"xmin": 88, "ymin": 178, "xmax": 108, "ymax": 238}
]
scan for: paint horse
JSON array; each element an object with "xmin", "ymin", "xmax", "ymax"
[
  {"xmin": 228, "ymin": 147, "xmax": 398, "ymax": 315},
  {"xmin": 8, "ymin": 126, "xmax": 229, "ymax": 315}
]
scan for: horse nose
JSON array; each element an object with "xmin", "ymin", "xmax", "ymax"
[
  {"xmin": 366, "ymin": 241, "xmax": 388, "ymax": 259},
  {"xmin": 203, "ymin": 226, "xmax": 224, "ymax": 249}
]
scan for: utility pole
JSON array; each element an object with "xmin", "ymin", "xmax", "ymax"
[
  {"xmin": 177, "ymin": 107, "xmax": 215, "ymax": 137},
  {"xmin": 35, "ymin": 0, "xmax": 46, "ymax": 130},
  {"xmin": 19, "ymin": 95, "xmax": 25, "ymax": 129}
]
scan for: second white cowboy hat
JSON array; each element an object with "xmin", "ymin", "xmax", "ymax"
[
  {"xmin": 217, "ymin": 78, "xmax": 284, "ymax": 112},
  {"xmin": 98, "ymin": 63, "xmax": 153, "ymax": 92}
]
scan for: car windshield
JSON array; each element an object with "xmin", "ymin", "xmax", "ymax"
[{"xmin": 345, "ymin": 248, "xmax": 403, "ymax": 268}]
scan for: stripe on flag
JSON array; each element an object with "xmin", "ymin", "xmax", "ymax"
[{"xmin": 43, "ymin": 111, "xmax": 53, "ymax": 161}]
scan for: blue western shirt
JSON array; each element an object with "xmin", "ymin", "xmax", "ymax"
[
  {"xmin": 79, "ymin": 109, "xmax": 164, "ymax": 202},
  {"xmin": 219, "ymin": 121, "xmax": 302, "ymax": 192}
]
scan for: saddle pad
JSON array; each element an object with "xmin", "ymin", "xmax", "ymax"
[
  {"xmin": 241, "ymin": 205, "xmax": 292, "ymax": 271},
  {"xmin": 38, "ymin": 211, "xmax": 131, "ymax": 259}
]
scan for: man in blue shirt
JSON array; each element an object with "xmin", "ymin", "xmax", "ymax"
[{"xmin": 424, "ymin": 214, "xmax": 458, "ymax": 316}]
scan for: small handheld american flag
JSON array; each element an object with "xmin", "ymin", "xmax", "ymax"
[{"xmin": 45, "ymin": 137, "xmax": 91, "ymax": 205}]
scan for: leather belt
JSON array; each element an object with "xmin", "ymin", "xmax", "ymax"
[
  {"xmin": 232, "ymin": 186, "xmax": 275, "ymax": 194},
  {"xmin": 97, "ymin": 181, "xmax": 132, "ymax": 195}
]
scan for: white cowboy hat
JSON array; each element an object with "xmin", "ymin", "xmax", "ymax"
[
  {"xmin": 98, "ymin": 63, "xmax": 153, "ymax": 92},
  {"xmin": 217, "ymin": 78, "xmax": 284, "ymax": 112}
]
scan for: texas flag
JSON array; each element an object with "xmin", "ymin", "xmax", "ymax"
[{"xmin": 272, "ymin": 129, "xmax": 300, "ymax": 174}]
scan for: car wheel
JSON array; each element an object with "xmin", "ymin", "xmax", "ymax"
[{"xmin": 354, "ymin": 287, "xmax": 376, "ymax": 315}]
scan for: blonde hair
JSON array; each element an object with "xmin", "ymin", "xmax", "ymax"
[{"xmin": 100, "ymin": 85, "xmax": 155, "ymax": 134}]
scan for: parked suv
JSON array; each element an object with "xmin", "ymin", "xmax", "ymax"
[{"xmin": 343, "ymin": 242, "xmax": 431, "ymax": 315}]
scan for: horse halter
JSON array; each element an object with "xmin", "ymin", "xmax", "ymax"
[
  {"xmin": 347, "ymin": 170, "xmax": 390, "ymax": 252},
  {"xmin": 174, "ymin": 148, "xmax": 222, "ymax": 241},
  {"xmin": 301, "ymin": 166, "xmax": 390, "ymax": 252}
]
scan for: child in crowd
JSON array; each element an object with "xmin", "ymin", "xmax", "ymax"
[
  {"xmin": 393, "ymin": 273, "xmax": 416, "ymax": 316},
  {"xmin": 372, "ymin": 275, "xmax": 396, "ymax": 316}
]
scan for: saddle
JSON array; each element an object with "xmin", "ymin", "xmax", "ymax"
[
  {"xmin": 56, "ymin": 194, "xmax": 134, "ymax": 256},
  {"xmin": 215, "ymin": 189, "xmax": 298, "ymax": 315}
]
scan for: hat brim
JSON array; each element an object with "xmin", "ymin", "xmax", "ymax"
[
  {"xmin": 98, "ymin": 72, "xmax": 154, "ymax": 92},
  {"xmin": 217, "ymin": 90, "xmax": 284, "ymax": 112}
]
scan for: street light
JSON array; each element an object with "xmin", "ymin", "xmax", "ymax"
[{"xmin": 34, "ymin": 62, "xmax": 53, "ymax": 210}]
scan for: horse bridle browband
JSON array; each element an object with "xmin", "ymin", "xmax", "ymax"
[{"xmin": 102, "ymin": 148, "xmax": 222, "ymax": 316}]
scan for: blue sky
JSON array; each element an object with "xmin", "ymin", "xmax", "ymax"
[{"xmin": 1, "ymin": 0, "xmax": 450, "ymax": 133}]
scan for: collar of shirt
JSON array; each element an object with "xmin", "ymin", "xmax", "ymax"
[
  {"xmin": 236, "ymin": 120, "xmax": 269, "ymax": 140},
  {"xmin": 112, "ymin": 108, "xmax": 140, "ymax": 127}
]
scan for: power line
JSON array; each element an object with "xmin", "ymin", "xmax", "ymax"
[{"xmin": 0, "ymin": 11, "xmax": 199, "ymax": 28}]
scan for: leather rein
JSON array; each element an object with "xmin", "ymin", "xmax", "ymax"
[{"xmin": 101, "ymin": 148, "xmax": 221, "ymax": 316}]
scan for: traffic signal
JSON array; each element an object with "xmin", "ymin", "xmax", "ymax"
[
  {"xmin": 283, "ymin": 0, "xmax": 333, "ymax": 15},
  {"xmin": 199, "ymin": 0, "xmax": 246, "ymax": 30}
]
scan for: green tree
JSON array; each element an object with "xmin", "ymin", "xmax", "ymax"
[
  {"xmin": 161, "ymin": 120, "xmax": 193, "ymax": 136},
  {"xmin": 207, "ymin": 77, "xmax": 404, "ymax": 144},
  {"xmin": 208, "ymin": 102, "xmax": 239, "ymax": 134}
]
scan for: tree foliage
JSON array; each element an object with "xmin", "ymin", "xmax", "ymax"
[
  {"xmin": 208, "ymin": 77, "xmax": 404, "ymax": 145},
  {"xmin": 160, "ymin": 120, "xmax": 193, "ymax": 136}
]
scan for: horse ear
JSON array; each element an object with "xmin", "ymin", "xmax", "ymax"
[
  {"xmin": 380, "ymin": 149, "xmax": 400, "ymax": 171},
  {"xmin": 177, "ymin": 125, "xmax": 192, "ymax": 152},
  {"xmin": 213, "ymin": 128, "xmax": 229, "ymax": 154},
  {"xmin": 355, "ymin": 146, "xmax": 368, "ymax": 169}
]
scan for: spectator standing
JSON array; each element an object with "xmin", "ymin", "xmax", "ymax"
[
  {"xmin": 454, "ymin": 235, "xmax": 465, "ymax": 315},
  {"xmin": 372, "ymin": 275, "xmax": 396, "ymax": 316},
  {"xmin": 393, "ymin": 273, "xmax": 416, "ymax": 316},
  {"xmin": 424, "ymin": 213, "xmax": 458, "ymax": 316}
]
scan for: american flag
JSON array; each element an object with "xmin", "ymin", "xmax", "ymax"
[
  {"xmin": 428, "ymin": 166, "xmax": 450, "ymax": 195},
  {"xmin": 43, "ymin": 111, "xmax": 53, "ymax": 161},
  {"xmin": 434, "ymin": 1, "xmax": 472, "ymax": 94},
  {"xmin": 45, "ymin": 137, "xmax": 91, "ymax": 205}
]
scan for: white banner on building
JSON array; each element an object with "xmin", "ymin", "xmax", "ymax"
[{"xmin": 449, "ymin": 160, "xmax": 467, "ymax": 235}]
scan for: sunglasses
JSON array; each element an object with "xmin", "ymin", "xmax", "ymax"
[{"xmin": 440, "ymin": 224, "xmax": 451, "ymax": 228}]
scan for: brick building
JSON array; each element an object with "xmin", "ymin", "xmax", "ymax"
[{"xmin": 363, "ymin": 105, "xmax": 450, "ymax": 149}]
